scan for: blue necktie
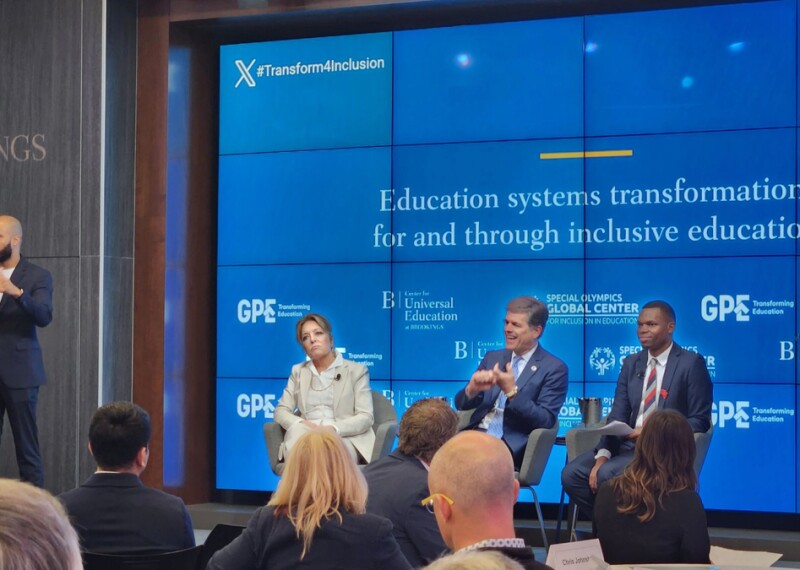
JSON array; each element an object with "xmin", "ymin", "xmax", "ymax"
[{"xmin": 486, "ymin": 356, "xmax": 523, "ymax": 439}]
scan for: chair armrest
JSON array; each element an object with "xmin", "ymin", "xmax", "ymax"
[
  {"xmin": 263, "ymin": 422, "xmax": 286, "ymax": 474},
  {"xmin": 564, "ymin": 427, "xmax": 604, "ymax": 462},
  {"xmin": 517, "ymin": 425, "xmax": 558, "ymax": 487},
  {"xmin": 693, "ymin": 424, "xmax": 713, "ymax": 477},
  {"xmin": 370, "ymin": 421, "xmax": 398, "ymax": 463}
]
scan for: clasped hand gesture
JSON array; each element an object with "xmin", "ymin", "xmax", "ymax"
[{"xmin": 465, "ymin": 362, "xmax": 516, "ymax": 398}]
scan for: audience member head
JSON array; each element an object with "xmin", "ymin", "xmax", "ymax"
[
  {"xmin": 269, "ymin": 430, "xmax": 367, "ymax": 558},
  {"xmin": 611, "ymin": 410, "xmax": 697, "ymax": 522},
  {"xmin": 398, "ymin": 398, "xmax": 459, "ymax": 464},
  {"xmin": 427, "ymin": 431, "xmax": 519, "ymax": 550},
  {"xmin": 425, "ymin": 550, "xmax": 525, "ymax": 570},
  {"xmin": 88, "ymin": 402, "xmax": 151, "ymax": 473},
  {"xmin": 0, "ymin": 479, "xmax": 82, "ymax": 570}
]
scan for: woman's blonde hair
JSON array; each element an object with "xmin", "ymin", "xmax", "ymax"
[
  {"xmin": 268, "ymin": 430, "xmax": 367, "ymax": 558},
  {"xmin": 611, "ymin": 410, "xmax": 697, "ymax": 522},
  {"xmin": 0, "ymin": 479, "xmax": 82, "ymax": 570}
]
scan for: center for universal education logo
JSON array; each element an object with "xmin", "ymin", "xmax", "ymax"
[{"xmin": 382, "ymin": 290, "xmax": 458, "ymax": 331}]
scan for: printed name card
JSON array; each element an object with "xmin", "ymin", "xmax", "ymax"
[{"xmin": 546, "ymin": 538, "xmax": 606, "ymax": 570}]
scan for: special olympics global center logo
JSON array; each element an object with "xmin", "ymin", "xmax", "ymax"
[{"xmin": 589, "ymin": 347, "xmax": 616, "ymax": 376}]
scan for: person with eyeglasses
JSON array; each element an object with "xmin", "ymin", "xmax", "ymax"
[{"xmin": 423, "ymin": 431, "xmax": 552, "ymax": 570}]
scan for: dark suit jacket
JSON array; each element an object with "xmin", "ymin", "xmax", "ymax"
[
  {"xmin": 0, "ymin": 257, "xmax": 53, "ymax": 389},
  {"xmin": 455, "ymin": 346, "xmax": 568, "ymax": 465},
  {"xmin": 598, "ymin": 343, "xmax": 713, "ymax": 455},
  {"xmin": 59, "ymin": 473, "xmax": 195, "ymax": 554},
  {"xmin": 364, "ymin": 450, "xmax": 448, "ymax": 567},
  {"xmin": 207, "ymin": 506, "xmax": 412, "ymax": 570}
]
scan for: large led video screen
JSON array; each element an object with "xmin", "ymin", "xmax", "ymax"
[{"xmin": 217, "ymin": 0, "xmax": 799, "ymax": 513}]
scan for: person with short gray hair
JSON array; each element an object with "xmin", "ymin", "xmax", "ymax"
[{"xmin": 0, "ymin": 479, "xmax": 82, "ymax": 570}]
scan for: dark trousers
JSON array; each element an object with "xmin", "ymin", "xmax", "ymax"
[
  {"xmin": 561, "ymin": 443, "xmax": 635, "ymax": 517},
  {"xmin": 0, "ymin": 385, "xmax": 43, "ymax": 487}
]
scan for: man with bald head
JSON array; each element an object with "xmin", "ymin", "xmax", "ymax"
[
  {"xmin": 425, "ymin": 431, "xmax": 551, "ymax": 570},
  {"xmin": 0, "ymin": 215, "xmax": 53, "ymax": 487}
]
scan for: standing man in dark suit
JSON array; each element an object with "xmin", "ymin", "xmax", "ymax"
[
  {"xmin": 0, "ymin": 214, "xmax": 53, "ymax": 488},
  {"xmin": 59, "ymin": 402, "xmax": 195, "ymax": 554},
  {"xmin": 561, "ymin": 300, "xmax": 713, "ymax": 517},
  {"xmin": 364, "ymin": 397, "xmax": 458, "ymax": 567},
  {"xmin": 455, "ymin": 296, "xmax": 568, "ymax": 468}
]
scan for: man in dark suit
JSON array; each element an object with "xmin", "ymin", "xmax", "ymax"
[
  {"xmin": 0, "ymin": 215, "xmax": 53, "ymax": 488},
  {"xmin": 561, "ymin": 300, "xmax": 713, "ymax": 517},
  {"xmin": 59, "ymin": 402, "xmax": 195, "ymax": 554},
  {"xmin": 364, "ymin": 397, "xmax": 458, "ymax": 567},
  {"xmin": 455, "ymin": 296, "xmax": 568, "ymax": 468},
  {"xmin": 426, "ymin": 431, "xmax": 551, "ymax": 570}
]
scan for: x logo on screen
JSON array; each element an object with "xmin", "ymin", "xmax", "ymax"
[{"xmin": 235, "ymin": 59, "xmax": 256, "ymax": 88}]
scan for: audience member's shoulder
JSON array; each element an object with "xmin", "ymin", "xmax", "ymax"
[
  {"xmin": 667, "ymin": 488, "xmax": 704, "ymax": 506},
  {"xmin": 142, "ymin": 484, "xmax": 189, "ymax": 506},
  {"xmin": 593, "ymin": 481, "xmax": 616, "ymax": 508},
  {"xmin": 347, "ymin": 511, "xmax": 394, "ymax": 535}
]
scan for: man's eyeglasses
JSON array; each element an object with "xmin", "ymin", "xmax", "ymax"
[{"xmin": 420, "ymin": 493, "xmax": 454, "ymax": 514}]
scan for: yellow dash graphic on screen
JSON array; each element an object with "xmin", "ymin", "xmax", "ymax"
[{"xmin": 539, "ymin": 150, "xmax": 633, "ymax": 160}]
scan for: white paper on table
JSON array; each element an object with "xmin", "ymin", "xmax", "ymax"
[
  {"xmin": 583, "ymin": 420, "xmax": 633, "ymax": 437},
  {"xmin": 710, "ymin": 545, "xmax": 782, "ymax": 567}
]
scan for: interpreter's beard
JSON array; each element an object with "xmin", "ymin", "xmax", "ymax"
[{"xmin": 0, "ymin": 243, "xmax": 11, "ymax": 264}]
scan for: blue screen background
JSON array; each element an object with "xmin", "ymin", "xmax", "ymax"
[{"xmin": 217, "ymin": 0, "xmax": 800, "ymax": 512}]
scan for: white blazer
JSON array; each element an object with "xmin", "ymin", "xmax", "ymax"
[{"xmin": 274, "ymin": 358, "xmax": 376, "ymax": 461}]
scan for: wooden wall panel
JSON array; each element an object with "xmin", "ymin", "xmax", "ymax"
[{"xmin": 134, "ymin": 0, "xmax": 171, "ymax": 489}]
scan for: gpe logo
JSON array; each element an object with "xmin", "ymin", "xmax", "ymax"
[
  {"xmin": 237, "ymin": 394, "xmax": 277, "ymax": 418},
  {"xmin": 237, "ymin": 299, "xmax": 277, "ymax": 323},
  {"xmin": 712, "ymin": 401, "xmax": 750, "ymax": 428},
  {"xmin": 701, "ymin": 295, "xmax": 750, "ymax": 322}
]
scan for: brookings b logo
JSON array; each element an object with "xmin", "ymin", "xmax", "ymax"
[{"xmin": 589, "ymin": 347, "xmax": 616, "ymax": 376}]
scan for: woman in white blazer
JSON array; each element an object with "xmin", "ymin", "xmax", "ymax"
[{"xmin": 274, "ymin": 313, "xmax": 375, "ymax": 462}]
